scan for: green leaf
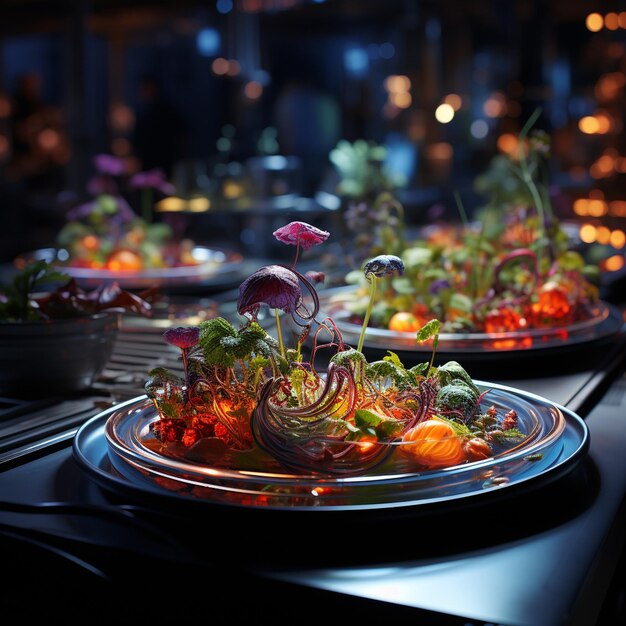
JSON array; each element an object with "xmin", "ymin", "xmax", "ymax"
[
  {"xmin": 329, "ymin": 347, "xmax": 367, "ymax": 370},
  {"xmin": 198, "ymin": 317, "xmax": 238, "ymax": 367},
  {"xmin": 383, "ymin": 351, "xmax": 405, "ymax": 369},
  {"xmin": 416, "ymin": 319, "xmax": 441, "ymax": 343},
  {"xmin": 354, "ymin": 408, "xmax": 382, "ymax": 428},
  {"xmin": 402, "ymin": 246, "xmax": 432, "ymax": 268},
  {"xmin": 354, "ymin": 409, "xmax": 405, "ymax": 439},
  {"xmin": 557, "ymin": 250, "xmax": 585, "ymax": 271},
  {"xmin": 449, "ymin": 292, "xmax": 473, "ymax": 312}
]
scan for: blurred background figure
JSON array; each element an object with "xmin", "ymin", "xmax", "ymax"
[{"xmin": 273, "ymin": 80, "xmax": 341, "ymax": 197}]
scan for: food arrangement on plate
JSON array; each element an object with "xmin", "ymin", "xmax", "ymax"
[
  {"xmin": 55, "ymin": 154, "xmax": 196, "ymax": 272},
  {"xmin": 13, "ymin": 154, "xmax": 245, "ymax": 289},
  {"xmin": 118, "ymin": 221, "xmax": 541, "ymax": 480},
  {"xmin": 334, "ymin": 115, "xmax": 602, "ymax": 338}
]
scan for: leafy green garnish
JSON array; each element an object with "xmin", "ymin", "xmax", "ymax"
[
  {"xmin": 354, "ymin": 408, "xmax": 405, "ymax": 438},
  {"xmin": 0, "ymin": 260, "xmax": 154, "ymax": 322}
]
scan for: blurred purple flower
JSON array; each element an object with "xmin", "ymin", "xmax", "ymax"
[
  {"xmin": 129, "ymin": 168, "xmax": 176, "ymax": 195},
  {"xmin": 66, "ymin": 199, "xmax": 98, "ymax": 221},
  {"xmin": 273, "ymin": 221, "xmax": 330, "ymax": 251},
  {"xmin": 163, "ymin": 326, "xmax": 200, "ymax": 349},
  {"xmin": 113, "ymin": 196, "xmax": 138, "ymax": 222},
  {"xmin": 429, "ymin": 278, "xmax": 450, "ymax": 295},
  {"xmin": 364, "ymin": 254, "xmax": 404, "ymax": 279},
  {"xmin": 93, "ymin": 154, "xmax": 126, "ymax": 176},
  {"xmin": 65, "ymin": 195, "xmax": 135, "ymax": 223},
  {"xmin": 305, "ymin": 270, "xmax": 325, "ymax": 285},
  {"xmin": 237, "ymin": 265, "xmax": 302, "ymax": 318}
]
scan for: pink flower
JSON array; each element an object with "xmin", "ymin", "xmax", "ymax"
[
  {"xmin": 163, "ymin": 326, "xmax": 200, "ymax": 349},
  {"xmin": 273, "ymin": 221, "xmax": 330, "ymax": 251},
  {"xmin": 237, "ymin": 265, "xmax": 302, "ymax": 318}
]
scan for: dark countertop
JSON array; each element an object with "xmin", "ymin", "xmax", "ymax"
[{"xmin": 0, "ymin": 298, "xmax": 625, "ymax": 625}]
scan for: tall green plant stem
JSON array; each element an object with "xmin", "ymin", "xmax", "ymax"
[
  {"xmin": 517, "ymin": 107, "xmax": 546, "ymax": 267},
  {"xmin": 357, "ymin": 274, "xmax": 377, "ymax": 353},
  {"xmin": 275, "ymin": 309, "xmax": 285, "ymax": 359}
]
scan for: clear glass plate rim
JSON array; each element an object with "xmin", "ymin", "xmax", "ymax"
[
  {"xmin": 320, "ymin": 286, "xmax": 611, "ymax": 342},
  {"xmin": 103, "ymin": 380, "xmax": 569, "ymax": 486}
]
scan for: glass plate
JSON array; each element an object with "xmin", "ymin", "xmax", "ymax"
[
  {"xmin": 318, "ymin": 286, "xmax": 623, "ymax": 354},
  {"xmin": 72, "ymin": 382, "xmax": 589, "ymax": 512},
  {"xmin": 14, "ymin": 246, "xmax": 245, "ymax": 290}
]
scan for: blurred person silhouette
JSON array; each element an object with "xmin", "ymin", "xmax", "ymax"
[
  {"xmin": 132, "ymin": 74, "xmax": 186, "ymax": 179},
  {"xmin": 273, "ymin": 80, "xmax": 341, "ymax": 196}
]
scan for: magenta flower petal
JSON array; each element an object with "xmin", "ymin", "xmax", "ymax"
[
  {"xmin": 93, "ymin": 154, "xmax": 126, "ymax": 176},
  {"xmin": 273, "ymin": 221, "xmax": 330, "ymax": 251},
  {"xmin": 163, "ymin": 326, "xmax": 200, "ymax": 349},
  {"xmin": 237, "ymin": 265, "xmax": 303, "ymax": 317}
]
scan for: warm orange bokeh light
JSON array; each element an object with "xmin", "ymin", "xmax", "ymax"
[
  {"xmin": 384, "ymin": 75, "xmax": 411, "ymax": 93},
  {"xmin": 497, "ymin": 133, "xmax": 519, "ymax": 157},
  {"xmin": 244, "ymin": 81, "xmax": 263, "ymax": 100},
  {"xmin": 609, "ymin": 201, "xmax": 626, "ymax": 217},
  {"xmin": 156, "ymin": 196, "xmax": 186, "ymax": 212},
  {"xmin": 586, "ymin": 13, "xmax": 603, "ymax": 32},
  {"xmin": 212, "ymin": 57, "xmax": 229, "ymax": 75},
  {"xmin": 610, "ymin": 230, "xmax": 626, "ymax": 249},
  {"xmin": 573, "ymin": 199, "xmax": 588, "ymax": 216},
  {"xmin": 605, "ymin": 12, "xmax": 620, "ymax": 30},
  {"xmin": 444, "ymin": 93, "xmax": 462, "ymax": 110},
  {"xmin": 596, "ymin": 226, "xmax": 611, "ymax": 245},
  {"xmin": 603, "ymin": 255, "xmax": 625, "ymax": 272},
  {"xmin": 579, "ymin": 223, "xmax": 597, "ymax": 243},
  {"xmin": 588, "ymin": 199, "xmax": 608, "ymax": 217},
  {"xmin": 579, "ymin": 116, "xmax": 600, "ymax": 133}
]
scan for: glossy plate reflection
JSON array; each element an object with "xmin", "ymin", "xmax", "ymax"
[
  {"xmin": 318, "ymin": 286, "xmax": 622, "ymax": 354},
  {"xmin": 72, "ymin": 381, "xmax": 589, "ymax": 512},
  {"xmin": 14, "ymin": 246, "xmax": 245, "ymax": 289}
]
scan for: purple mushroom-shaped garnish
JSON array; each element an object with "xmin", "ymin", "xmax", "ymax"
[
  {"xmin": 273, "ymin": 221, "xmax": 330, "ymax": 267},
  {"xmin": 358, "ymin": 254, "xmax": 405, "ymax": 352},
  {"xmin": 238, "ymin": 265, "xmax": 303, "ymax": 358},
  {"xmin": 238, "ymin": 264, "xmax": 321, "ymax": 361},
  {"xmin": 163, "ymin": 326, "xmax": 200, "ymax": 383},
  {"xmin": 238, "ymin": 265, "xmax": 303, "ymax": 318}
]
